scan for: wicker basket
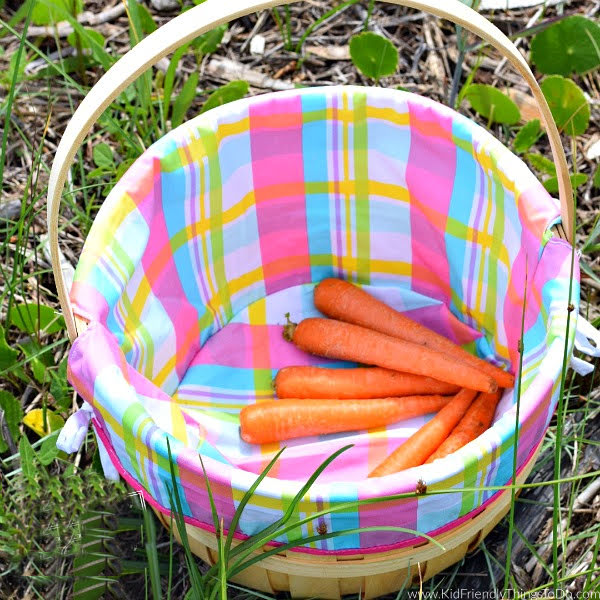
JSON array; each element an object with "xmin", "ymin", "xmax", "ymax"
[
  {"xmin": 48, "ymin": 1, "xmax": 575, "ymax": 597},
  {"xmin": 152, "ymin": 445, "xmax": 539, "ymax": 599}
]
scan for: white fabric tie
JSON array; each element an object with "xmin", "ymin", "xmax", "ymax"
[
  {"xmin": 56, "ymin": 401, "xmax": 119, "ymax": 480},
  {"xmin": 570, "ymin": 316, "xmax": 600, "ymax": 376}
]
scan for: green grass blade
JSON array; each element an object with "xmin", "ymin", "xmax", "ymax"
[
  {"xmin": 197, "ymin": 455, "xmax": 226, "ymax": 600},
  {"xmin": 503, "ymin": 260, "xmax": 528, "ymax": 592},
  {"xmin": 223, "ymin": 447, "xmax": 286, "ymax": 559},
  {"xmin": 166, "ymin": 510, "xmax": 174, "ymax": 600},
  {"xmin": 165, "ymin": 439, "xmax": 205, "ymax": 598},
  {"xmin": 295, "ymin": 0, "xmax": 360, "ymax": 53},
  {"xmin": 142, "ymin": 508, "xmax": 162, "ymax": 600},
  {"xmin": 227, "ymin": 444, "xmax": 352, "ymax": 561},
  {"xmin": 551, "ymin": 137, "xmax": 579, "ymax": 593},
  {"xmin": 0, "ymin": 0, "xmax": 32, "ymax": 198}
]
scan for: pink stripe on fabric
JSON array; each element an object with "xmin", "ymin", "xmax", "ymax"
[
  {"xmin": 93, "ymin": 415, "xmax": 543, "ymax": 555},
  {"xmin": 137, "ymin": 159, "xmax": 200, "ymax": 380},
  {"xmin": 186, "ymin": 322, "xmax": 338, "ymax": 369},
  {"xmin": 250, "ymin": 96, "xmax": 311, "ymax": 294},
  {"xmin": 406, "ymin": 101, "xmax": 456, "ymax": 302},
  {"xmin": 70, "ymin": 282, "xmax": 110, "ymax": 323}
]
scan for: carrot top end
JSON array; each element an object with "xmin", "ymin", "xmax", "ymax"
[{"xmin": 282, "ymin": 313, "xmax": 297, "ymax": 342}]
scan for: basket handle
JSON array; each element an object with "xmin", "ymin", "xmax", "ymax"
[{"xmin": 47, "ymin": 0, "xmax": 574, "ymax": 341}]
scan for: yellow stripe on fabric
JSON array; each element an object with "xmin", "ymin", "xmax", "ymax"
[
  {"xmin": 365, "ymin": 105, "xmax": 410, "ymax": 126},
  {"xmin": 231, "ymin": 487, "xmax": 285, "ymax": 511},
  {"xmin": 343, "ymin": 93, "xmax": 352, "ymax": 277},
  {"xmin": 75, "ymin": 192, "xmax": 138, "ymax": 281},
  {"xmin": 247, "ymin": 298, "xmax": 269, "ymax": 394},
  {"xmin": 228, "ymin": 267, "xmax": 264, "ymax": 297},
  {"xmin": 130, "ymin": 275, "xmax": 152, "ymax": 320},
  {"xmin": 322, "ymin": 257, "xmax": 411, "ymax": 276},
  {"xmin": 325, "ymin": 107, "xmax": 353, "ymax": 123},
  {"xmin": 93, "ymin": 404, "xmax": 156, "ymax": 465},
  {"xmin": 170, "ymin": 190, "xmax": 257, "ymax": 253},
  {"xmin": 215, "ymin": 117, "xmax": 250, "ymax": 143},
  {"xmin": 172, "ymin": 396, "xmax": 247, "ymax": 411},
  {"xmin": 170, "ymin": 401, "xmax": 188, "ymax": 447},
  {"xmin": 153, "ymin": 356, "xmax": 177, "ymax": 389},
  {"xmin": 248, "ymin": 299, "xmax": 275, "ymax": 466},
  {"xmin": 305, "ymin": 180, "xmax": 410, "ymax": 203},
  {"xmin": 368, "ymin": 182, "xmax": 410, "ymax": 202},
  {"xmin": 446, "ymin": 218, "xmax": 510, "ymax": 268},
  {"xmin": 119, "ymin": 291, "xmax": 154, "ymax": 376}
]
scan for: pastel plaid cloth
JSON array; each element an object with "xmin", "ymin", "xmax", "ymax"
[{"xmin": 67, "ymin": 86, "xmax": 578, "ymax": 551}]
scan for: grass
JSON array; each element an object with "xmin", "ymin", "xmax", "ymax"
[{"xmin": 1, "ymin": 0, "xmax": 599, "ymax": 598}]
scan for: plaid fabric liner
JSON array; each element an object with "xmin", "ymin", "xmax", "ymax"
[{"xmin": 68, "ymin": 86, "xmax": 579, "ymax": 551}]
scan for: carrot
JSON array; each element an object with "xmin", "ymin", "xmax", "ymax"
[
  {"xmin": 240, "ymin": 395, "xmax": 452, "ymax": 444},
  {"xmin": 425, "ymin": 390, "xmax": 502, "ymax": 463},
  {"xmin": 369, "ymin": 388, "xmax": 478, "ymax": 477},
  {"xmin": 314, "ymin": 278, "xmax": 514, "ymax": 390},
  {"xmin": 274, "ymin": 366, "xmax": 460, "ymax": 399},
  {"xmin": 284, "ymin": 317, "xmax": 497, "ymax": 393}
]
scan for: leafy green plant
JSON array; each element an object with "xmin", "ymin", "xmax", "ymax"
[
  {"xmin": 531, "ymin": 15, "xmax": 600, "ymax": 76},
  {"xmin": 201, "ymin": 80, "xmax": 249, "ymax": 114},
  {"xmin": 31, "ymin": 0, "xmax": 82, "ymax": 26},
  {"xmin": 513, "ymin": 119, "xmax": 542, "ymax": 154},
  {"xmin": 8, "ymin": 302, "xmax": 65, "ymax": 336},
  {"xmin": 0, "ymin": 390, "xmax": 23, "ymax": 454},
  {"xmin": 593, "ymin": 164, "xmax": 600, "ymax": 190},
  {"xmin": 349, "ymin": 32, "xmax": 398, "ymax": 81},
  {"xmin": 0, "ymin": 435, "xmax": 126, "ymax": 569},
  {"xmin": 525, "ymin": 153, "xmax": 556, "ymax": 176},
  {"xmin": 525, "ymin": 153, "xmax": 589, "ymax": 194},
  {"xmin": 464, "ymin": 84, "xmax": 521, "ymax": 126},
  {"xmin": 192, "ymin": 23, "xmax": 228, "ymax": 55},
  {"xmin": 540, "ymin": 75, "xmax": 590, "ymax": 137},
  {"xmin": 172, "ymin": 72, "xmax": 199, "ymax": 128},
  {"xmin": 543, "ymin": 173, "xmax": 588, "ymax": 195},
  {"xmin": 0, "ymin": 325, "xmax": 18, "ymax": 372}
]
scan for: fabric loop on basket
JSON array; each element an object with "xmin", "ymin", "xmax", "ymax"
[
  {"xmin": 56, "ymin": 401, "xmax": 93, "ymax": 453},
  {"xmin": 56, "ymin": 402, "xmax": 120, "ymax": 480},
  {"xmin": 95, "ymin": 427, "xmax": 120, "ymax": 481},
  {"xmin": 570, "ymin": 316, "xmax": 600, "ymax": 375}
]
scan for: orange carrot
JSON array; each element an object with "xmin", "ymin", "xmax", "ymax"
[
  {"xmin": 369, "ymin": 388, "xmax": 478, "ymax": 477},
  {"xmin": 274, "ymin": 366, "xmax": 460, "ymax": 399},
  {"xmin": 314, "ymin": 278, "xmax": 514, "ymax": 389},
  {"xmin": 425, "ymin": 390, "xmax": 502, "ymax": 463},
  {"xmin": 240, "ymin": 395, "xmax": 452, "ymax": 444},
  {"xmin": 284, "ymin": 317, "xmax": 497, "ymax": 394}
]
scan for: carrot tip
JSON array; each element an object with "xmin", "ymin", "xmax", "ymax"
[{"xmin": 282, "ymin": 313, "xmax": 297, "ymax": 342}]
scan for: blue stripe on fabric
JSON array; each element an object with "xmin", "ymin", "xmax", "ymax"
[
  {"xmin": 302, "ymin": 93, "xmax": 334, "ymax": 283},
  {"xmin": 328, "ymin": 483, "xmax": 361, "ymax": 549},
  {"xmin": 446, "ymin": 119, "xmax": 476, "ymax": 325}
]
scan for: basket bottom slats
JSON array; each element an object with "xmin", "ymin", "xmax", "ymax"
[{"xmin": 151, "ymin": 446, "xmax": 540, "ymax": 598}]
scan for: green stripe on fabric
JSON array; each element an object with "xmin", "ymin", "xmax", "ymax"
[
  {"xmin": 353, "ymin": 91, "xmax": 370, "ymax": 283},
  {"xmin": 160, "ymin": 148, "xmax": 184, "ymax": 172},
  {"xmin": 122, "ymin": 403, "xmax": 148, "ymax": 482},
  {"xmin": 459, "ymin": 453, "xmax": 479, "ymax": 515},
  {"xmin": 253, "ymin": 368, "xmax": 274, "ymax": 396},
  {"xmin": 302, "ymin": 108, "xmax": 328, "ymax": 123},
  {"xmin": 199, "ymin": 125, "xmax": 232, "ymax": 322},
  {"xmin": 280, "ymin": 490, "xmax": 307, "ymax": 544},
  {"xmin": 119, "ymin": 293, "xmax": 155, "ymax": 378},
  {"xmin": 76, "ymin": 237, "xmax": 135, "ymax": 285},
  {"xmin": 485, "ymin": 160, "xmax": 505, "ymax": 335}
]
